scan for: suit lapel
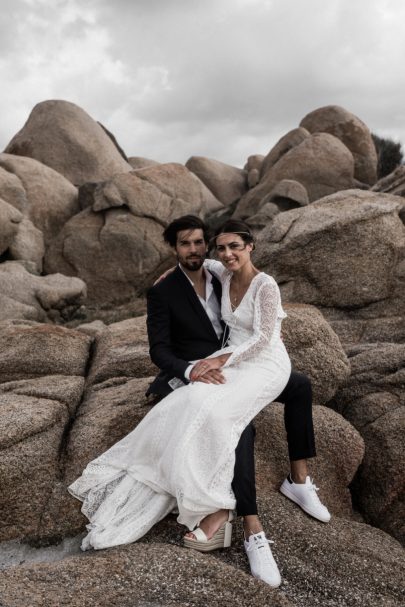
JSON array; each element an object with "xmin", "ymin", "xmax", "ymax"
[{"xmin": 173, "ymin": 266, "xmax": 221, "ymax": 343}]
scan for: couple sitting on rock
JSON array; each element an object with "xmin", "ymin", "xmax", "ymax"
[{"xmin": 69, "ymin": 214, "xmax": 330, "ymax": 588}]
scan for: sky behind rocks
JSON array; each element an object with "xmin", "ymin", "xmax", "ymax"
[{"xmin": 1, "ymin": 0, "xmax": 405, "ymax": 167}]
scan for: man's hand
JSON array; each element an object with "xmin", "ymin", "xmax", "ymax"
[
  {"xmin": 153, "ymin": 266, "xmax": 176, "ymax": 285},
  {"xmin": 191, "ymin": 355, "xmax": 226, "ymax": 380},
  {"xmin": 193, "ymin": 369, "xmax": 226, "ymax": 385}
]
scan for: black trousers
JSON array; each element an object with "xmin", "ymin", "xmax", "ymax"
[{"xmin": 231, "ymin": 370, "xmax": 316, "ymax": 517}]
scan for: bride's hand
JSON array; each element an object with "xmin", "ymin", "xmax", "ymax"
[
  {"xmin": 153, "ymin": 266, "xmax": 176, "ymax": 285},
  {"xmin": 191, "ymin": 355, "xmax": 230, "ymax": 381}
]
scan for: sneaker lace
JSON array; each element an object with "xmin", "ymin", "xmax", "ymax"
[
  {"xmin": 246, "ymin": 536, "xmax": 274, "ymax": 562},
  {"xmin": 308, "ymin": 478, "xmax": 322, "ymax": 505}
]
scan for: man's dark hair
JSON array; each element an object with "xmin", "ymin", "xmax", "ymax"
[{"xmin": 163, "ymin": 215, "xmax": 210, "ymax": 247}]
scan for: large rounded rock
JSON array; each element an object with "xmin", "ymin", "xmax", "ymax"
[
  {"xmin": 255, "ymin": 404, "xmax": 364, "ymax": 518},
  {"xmin": 134, "ymin": 162, "xmax": 223, "ymax": 214},
  {"xmin": 300, "ymin": 105, "xmax": 378, "ymax": 184},
  {"xmin": 234, "ymin": 133, "xmax": 355, "ymax": 219},
  {"xmin": 186, "ymin": 156, "xmax": 247, "ymax": 205},
  {"xmin": 0, "ymin": 262, "xmax": 86, "ymax": 323},
  {"xmin": 283, "ymin": 304, "xmax": 350, "ymax": 404},
  {"xmin": 260, "ymin": 127, "xmax": 310, "ymax": 179},
  {"xmin": 266, "ymin": 178, "xmax": 309, "ymax": 210},
  {"xmin": 254, "ymin": 190, "xmax": 405, "ymax": 309},
  {"xmin": 44, "ymin": 207, "xmax": 172, "ymax": 304},
  {"xmin": 330, "ymin": 342, "xmax": 405, "ymax": 544},
  {"xmin": 4, "ymin": 100, "xmax": 132, "ymax": 186},
  {"xmin": 0, "ymin": 153, "xmax": 79, "ymax": 244},
  {"xmin": 44, "ymin": 166, "xmax": 222, "ymax": 304}
]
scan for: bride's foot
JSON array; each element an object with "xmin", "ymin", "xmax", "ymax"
[
  {"xmin": 185, "ymin": 509, "xmax": 229, "ymax": 541},
  {"xmin": 183, "ymin": 509, "xmax": 234, "ymax": 552}
]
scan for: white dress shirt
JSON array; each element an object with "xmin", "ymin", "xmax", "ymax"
[{"xmin": 179, "ymin": 264, "xmax": 222, "ymax": 380}]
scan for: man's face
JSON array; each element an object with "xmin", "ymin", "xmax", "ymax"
[{"xmin": 174, "ymin": 228, "xmax": 208, "ymax": 271}]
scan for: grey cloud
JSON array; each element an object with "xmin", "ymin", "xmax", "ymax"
[{"xmin": 2, "ymin": 0, "xmax": 405, "ymax": 165}]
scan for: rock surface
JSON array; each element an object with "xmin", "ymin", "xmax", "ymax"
[
  {"xmin": 283, "ymin": 304, "xmax": 350, "ymax": 404},
  {"xmin": 134, "ymin": 162, "xmax": 223, "ymax": 214},
  {"xmin": 186, "ymin": 156, "xmax": 247, "ymax": 205},
  {"xmin": 128, "ymin": 156, "xmax": 160, "ymax": 170},
  {"xmin": 0, "ymin": 542, "xmax": 292, "ymax": 607},
  {"xmin": 0, "ymin": 262, "xmax": 87, "ymax": 323},
  {"xmin": 0, "ymin": 321, "xmax": 91, "ymax": 542},
  {"xmin": 0, "ymin": 198, "xmax": 21, "ymax": 255},
  {"xmin": 0, "ymin": 153, "xmax": 79, "ymax": 244},
  {"xmin": 254, "ymin": 190, "xmax": 405, "ymax": 310},
  {"xmin": 372, "ymin": 163, "xmax": 405, "ymax": 197},
  {"xmin": 4, "ymin": 100, "xmax": 132, "ymax": 186},
  {"xmin": 329, "ymin": 342, "xmax": 405, "ymax": 544},
  {"xmin": 265, "ymin": 178, "xmax": 309, "ymax": 209},
  {"xmin": 234, "ymin": 133, "xmax": 355, "ymax": 219},
  {"xmin": 44, "ymin": 166, "xmax": 222, "ymax": 304},
  {"xmin": 255, "ymin": 404, "xmax": 364, "ymax": 518},
  {"xmin": 300, "ymin": 104, "xmax": 378, "ymax": 185},
  {"xmin": 260, "ymin": 127, "xmax": 310, "ymax": 179}
]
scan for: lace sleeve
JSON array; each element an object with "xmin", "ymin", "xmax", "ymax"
[
  {"xmin": 224, "ymin": 279, "xmax": 280, "ymax": 367},
  {"xmin": 203, "ymin": 259, "xmax": 227, "ymax": 280}
]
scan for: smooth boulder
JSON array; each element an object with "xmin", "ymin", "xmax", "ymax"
[
  {"xmin": 4, "ymin": 100, "xmax": 132, "ymax": 185},
  {"xmin": 0, "ymin": 153, "xmax": 79, "ymax": 244},
  {"xmin": 254, "ymin": 190, "xmax": 405, "ymax": 309},
  {"xmin": 300, "ymin": 105, "xmax": 378, "ymax": 184},
  {"xmin": 260, "ymin": 127, "xmax": 310, "ymax": 179},
  {"xmin": 186, "ymin": 156, "xmax": 247, "ymax": 205}
]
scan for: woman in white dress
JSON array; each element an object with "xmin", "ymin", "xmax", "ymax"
[{"xmin": 69, "ymin": 220, "xmax": 291, "ymax": 587}]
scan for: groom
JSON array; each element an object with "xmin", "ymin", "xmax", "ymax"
[{"xmin": 146, "ymin": 214, "xmax": 330, "ymax": 584}]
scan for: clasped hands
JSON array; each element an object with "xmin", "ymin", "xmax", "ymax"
[{"xmin": 190, "ymin": 354, "xmax": 230, "ymax": 385}]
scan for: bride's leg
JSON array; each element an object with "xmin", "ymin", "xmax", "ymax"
[{"xmin": 184, "ymin": 509, "xmax": 230, "ymax": 540}]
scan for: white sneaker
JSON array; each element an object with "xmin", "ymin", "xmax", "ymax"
[
  {"xmin": 244, "ymin": 532, "xmax": 281, "ymax": 588},
  {"xmin": 280, "ymin": 475, "xmax": 331, "ymax": 523}
]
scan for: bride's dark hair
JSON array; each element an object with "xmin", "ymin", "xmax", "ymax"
[{"xmin": 212, "ymin": 219, "xmax": 255, "ymax": 249}]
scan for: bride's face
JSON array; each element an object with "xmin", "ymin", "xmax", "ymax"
[{"xmin": 215, "ymin": 233, "xmax": 253, "ymax": 271}]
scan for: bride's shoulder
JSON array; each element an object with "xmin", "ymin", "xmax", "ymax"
[{"xmin": 255, "ymin": 272, "xmax": 278, "ymax": 288}]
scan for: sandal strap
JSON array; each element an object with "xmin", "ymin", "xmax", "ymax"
[{"xmin": 192, "ymin": 527, "xmax": 208, "ymax": 542}]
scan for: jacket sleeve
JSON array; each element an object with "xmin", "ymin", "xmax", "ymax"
[{"xmin": 146, "ymin": 286, "xmax": 190, "ymax": 380}]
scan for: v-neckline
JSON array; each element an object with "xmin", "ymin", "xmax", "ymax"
[{"xmin": 226, "ymin": 272, "xmax": 262, "ymax": 314}]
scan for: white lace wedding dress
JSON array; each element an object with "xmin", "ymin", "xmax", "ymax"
[{"xmin": 68, "ymin": 261, "xmax": 291, "ymax": 550}]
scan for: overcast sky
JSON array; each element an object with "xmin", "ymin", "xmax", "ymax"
[{"xmin": 1, "ymin": 0, "xmax": 405, "ymax": 167}]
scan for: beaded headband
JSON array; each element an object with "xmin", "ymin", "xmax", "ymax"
[{"xmin": 210, "ymin": 231, "xmax": 254, "ymax": 243}]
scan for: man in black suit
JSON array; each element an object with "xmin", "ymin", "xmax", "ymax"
[{"xmin": 146, "ymin": 215, "xmax": 330, "ymax": 584}]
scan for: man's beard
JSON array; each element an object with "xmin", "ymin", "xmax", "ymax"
[{"xmin": 179, "ymin": 254, "xmax": 205, "ymax": 271}]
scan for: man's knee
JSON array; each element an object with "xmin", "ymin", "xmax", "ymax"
[
  {"xmin": 236, "ymin": 422, "xmax": 256, "ymax": 454},
  {"xmin": 282, "ymin": 370, "xmax": 312, "ymax": 407}
]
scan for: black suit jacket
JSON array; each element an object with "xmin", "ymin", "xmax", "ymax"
[{"xmin": 146, "ymin": 266, "xmax": 224, "ymax": 396}]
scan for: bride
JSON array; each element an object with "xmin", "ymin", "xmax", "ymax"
[{"xmin": 69, "ymin": 219, "xmax": 291, "ymax": 587}]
